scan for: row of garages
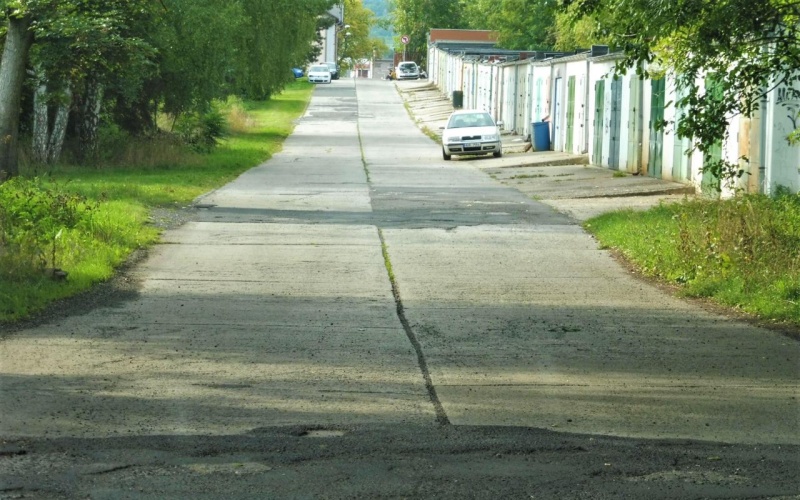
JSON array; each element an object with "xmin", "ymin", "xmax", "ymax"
[{"xmin": 427, "ymin": 41, "xmax": 800, "ymax": 195}]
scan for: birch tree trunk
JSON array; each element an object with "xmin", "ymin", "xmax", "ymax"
[
  {"xmin": 47, "ymin": 85, "xmax": 72, "ymax": 164},
  {"xmin": 0, "ymin": 13, "xmax": 34, "ymax": 180},
  {"xmin": 32, "ymin": 74, "xmax": 50, "ymax": 164},
  {"xmin": 78, "ymin": 79, "xmax": 103, "ymax": 164},
  {"xmin": 33, "ymin": 72, "xmax": 73, "ymax": 166}
]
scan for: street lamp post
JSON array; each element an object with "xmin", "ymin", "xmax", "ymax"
[
  {"xmin": 343, "ymin": 31, "xmax": 351, "ymax": 77},
  {"xmin": 336, "ymin": 23, "xmax": 350, "ymax": 66}
]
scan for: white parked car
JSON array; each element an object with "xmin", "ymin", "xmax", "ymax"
[
  {"xmin": 396, "ymin": 61, "xmax": 420, "ymax": 80},
  {"xmin": 440, "ymin": 110, "xmax": 503, "ymax": 160},
  {"xmin": 307, "ymin": 64, "xmax": 332, "ymax": 84}
]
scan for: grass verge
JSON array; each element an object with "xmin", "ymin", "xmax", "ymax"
[
  {"xmin": 0, "ymin": 81, "xmax": 313, "ymax": 322},
  {"xmin": 584, "ymin": 193, "xmax": 800, "ymax": 329}
]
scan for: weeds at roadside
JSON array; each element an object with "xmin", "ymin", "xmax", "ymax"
[
  {"xmin": 585, "ymin": 193, "xmax": 800, "ymax": 327},
  {"xmin": 420, "ymin": 125, "xmax": 441, "ymax": 144}
]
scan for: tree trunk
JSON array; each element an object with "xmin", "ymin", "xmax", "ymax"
[
  {"xmin": 32, "ymin": 70, "xmax": 73, "ymax": 166},
  {"xmin": 32, "ymin": 73, "xmax": 49, "ymax": 164},
  {"xmin": 78, "ymin": 78, "xmax": 103, "ymax": 164},
  {"xmin": 47, "ymin": 85, "xmax": 71, "ymax": 164},
  {"xmin": 0, "ymin": 13, "xmax": 34, "ymax": 180}
]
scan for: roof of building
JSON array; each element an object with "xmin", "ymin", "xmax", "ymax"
[{"xmin": 428, "ymin": 29, "xmax": 498, "ymax": 44}]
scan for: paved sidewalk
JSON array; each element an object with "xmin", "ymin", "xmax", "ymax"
[{"xmin": 396, "ymin": 80, "xmax": 696, "ymax": 221}]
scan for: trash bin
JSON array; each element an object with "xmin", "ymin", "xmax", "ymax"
[
  {"xmin": 452, "ymin": 90, "xmax": 463, "ymax": 109},
  {"xmin": 532, "ymin": 121, "xmax": 550, "ymax": 151}
]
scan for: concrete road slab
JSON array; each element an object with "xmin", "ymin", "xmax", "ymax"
[{"xmin": 383, "ymin": 224, "xmax": 800, "ymax": 444}]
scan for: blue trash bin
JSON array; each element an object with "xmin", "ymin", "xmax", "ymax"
[{"xmin": 532, "ymin": 122, "xmax": 550, "ymax": 151}]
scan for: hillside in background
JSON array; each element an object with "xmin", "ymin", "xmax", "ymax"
[
  {"xmin": 363, "ymin": 0, "xmax": 389, "ymax": 17},
  {"xmin": 363, "ymin": 0, "xmax": 394, "ymax": 57}
]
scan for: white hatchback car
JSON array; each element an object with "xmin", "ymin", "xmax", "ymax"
[
  {"xmin": 307, "ymin": 64, "xmax": 332, "ymax": 84},
  {"xmin": 396, "ymin": 61, "xmax": 420, "ymax": 80},
  {"xmin": 440, "ymin": 110, "xmax": 503, "ymax": 160}
]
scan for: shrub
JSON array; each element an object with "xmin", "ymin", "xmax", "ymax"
[
  {"xmin": 674, "ymin": 193, "xmax": 800, "ymax": 291},
  {"xmin": 174, "ymin": 107, "xmax": 228, "ymax": 153},
  {"xmin": 587, "ymin": 191, "xmax": 800, "ymax": 324},
  {"xmin": 218, "ymin": 96, "xmax": 255, "ymax": 134},
  {"xmin": 0, "ymin": 178, "xmax": 95, "ymax": 279}
]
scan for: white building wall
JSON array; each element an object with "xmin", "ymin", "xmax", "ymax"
[
  {"xmin": 462, "ymin": 62, "xmax": 474, "ymax": 108},
  {"xmin": 550, "ymin": 63, "xmax": 567, "ymax": 152},
  {"xmin": 764, "ymin": 80, "xmax": 800, "ymax": 194},
  {"xmin": 523, "ymin": 64, "xmax": 534, "ymax": 138},
  {"xmin": 514, "ymin": 62, "xmax": 529, "ymax": 137},
  {"xmin": 489, "ymin": 65, "xmax": 501, "ymax": 122},
  {"xmin": 565, "ymin": 59, "xmax": 589, "ymax": 155},
  {"xmin": 499, "ymin": 65, "xmax": 515, "ymax": 131},
  {"xmin": 661, "ymin": 76, "xmax": 679, "ymax": 180},
  {"xmin": 468, "ymin": 61, "xmax": 479, "ymax": 109},
  {"xmin": 531, "ymin": 63, "xmax": 551, "ymax": 123},
  {"xmin": 640, "ymin": 73, "xmax": 653, "ymax": 172},
  {"xmin": 617, "ymin": 71, "xmax": 643, "ymax": 171},
  {"xmin": 588, "ymin": 61, "xmax": 611, "ymax": 164}
]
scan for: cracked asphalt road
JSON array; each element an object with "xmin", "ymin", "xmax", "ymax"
[{"xmin": 1, "ymin": 79, "xmax": 798, "ymax": 498}]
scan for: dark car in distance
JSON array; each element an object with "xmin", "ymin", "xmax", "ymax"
[{"xmin": 323, "ymin": 62, "xmax": 339, "ymax": 80}]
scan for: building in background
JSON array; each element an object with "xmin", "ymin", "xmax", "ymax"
[{"xmin": 319, "ymin": 3, "xmax": 344, "ymax": 64}]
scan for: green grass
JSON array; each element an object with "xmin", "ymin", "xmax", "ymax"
[
  {"xmin": 1, "ymin": 81, "xmax": 314, "ymax": 322},
  {"xmin": 584, "ymin": 194, "xmax": 800, "ymax": 327}
]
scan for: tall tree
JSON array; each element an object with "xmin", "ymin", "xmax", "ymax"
[
  {"xmin": 551, "ymin": 2, "xmax": 605, "ymax": 51},
  {"xmin": 461, "ymin": 0, "xmax": 557, "ymax": 50},
  {"xmin": 339, "ymin": 0, "xmax": 388, "ymax": 70},
  {"xmin": 390, "ymin": 0, "xmax": 462, "ymax": 61},
  {"xmin": 0, "ymin": 7, "xmax": 33, "ymax": 180}
]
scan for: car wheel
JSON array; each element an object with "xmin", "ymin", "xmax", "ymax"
[
  {"xmin": 493, "ymin": 149, "xmax": 503, "ymax": 158},
  {"xmin": 442, "ymin": 148, "xmax": 452, "ymax": 161}
]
